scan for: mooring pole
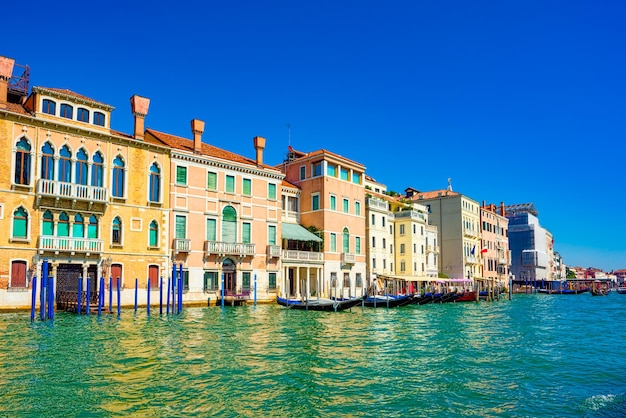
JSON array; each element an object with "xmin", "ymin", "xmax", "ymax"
[
  {"xmin": 178, "ymin": 263, "xmax": 183, "ymax": 314},
  {"xmin": 147, "ymin": 278, "xmax": 151, "ymax": 317},
  {"xmin": 116, "ymin": 278, "xmax": 121, "ymax": 317},
  {"xmin": 78, "ymin": 277, "xmax": 83, "ymax": 315},
  {"xmin": 30, "ymin": 275, "xmax": 37, "ymax": 322},
  {"xmin": 134, "ymin": 278, "xmax": 138, "ymax": 312},
  {"xmin": 86, "ymin": 277, "xmax": 91, "ymax": 316},
  {"xmin": 159, "ymin": 277, "xmax": 163, "ymax": 315},
  {"xmin": 47, "ymin": 276, "xmax": 54, "ymax": 320},
  {"xmin": 98, "ymin": 277, "xmax": 103, "ymax": 317}
]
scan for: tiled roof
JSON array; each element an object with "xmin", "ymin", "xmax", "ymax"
[
  {"xmin": 410, "ymin": 189, "xmax": 460, "ymax": 200},
  {"xmin": 1, "ymin": 102, "xmax": 31, "ymax": 116},
  {"xmin": 146, "ymin": 128, "xmax": 280, "ymax": 171},
  {"xmin": 33, "ymin": 87, "xmax": 114, "ymax": 110}
]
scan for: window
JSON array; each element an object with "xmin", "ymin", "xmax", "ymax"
[
  {"xmin": 268, "ymin": 225, "xmax": 276, "ymax": 245},
  {"xmin": 175, "ymin": 215, "xmax": 186, "ymax": 239},
  {"xmin": 382, "ymin": 217, "xmax": 385, "ymax": 227},
  {"xmin": 91, "ymin": 152, "xmax": 104, "ymax": 187},
  {"xmin": 383, "ymin": 259, "xmax": 386, "ymax": 269},
  {"xmin": 330, "ymin": 195, "xmax": 336, "ymax": 211},
  {"xmin": 372, "ymin": 236, "xmax": 376, "ymax": 247},
  {"xmin": 400, "ymin": 243, "xmax": 405, "ymax": 254},
  {"xmin": 312, "ymin": 194, "xmax": 320, "ymax": 211},
  {"xmin": 356, "ymin": 273, "xmax": 362, "ymax": 287},
  {"xmin": 41, "ymin": 142, "xmax": 54, "ymax": 180},
  {"xmin": 77, "ymin": 108, "xmax": 89, "ymax": 122},
  {"xmin": 242, "ymin": 222, "xmax": 251, "ymax": 244},
  {"xmin": 355, "ymin": 237, "xmax": 361, "ymax": 254},
  {"xmin": 372, "ymin": 258, "xmax": 376, "ymax": 269},
  {"xmin": 58, "ymin": 145, "xmax": 72, "ymax": 182},
  {"xmin": 112, "ymin": 156, "xmax": 125, "ymax": 198},
  {"xmin": 149, "ymin": 163, "xmax": 160, "ymax": 202},
  {"xmin": 60, "ymin": 104, "xmax": 73, "ymax": 119},
  {"xmin": 343, "ymin": 228, "xmax": 349, "ymax": 253},
  {"xmin": 400, "ymin": 261, "xmax": 406, "ymax": 272},
  {"xmin": 343, "ymin": 198, "xmax": 349, "ymax": 213},
  {"xmin": 382, "ymin": 238, "xmax": 386, "ymax": 249},
  {"xmin": 206, "ymin": 218, "xmax": 216, "ymax": 241},
  {"xmin": 371, "ymin": 214, "xmax": 375, "ymax": 225},
  {"xmin": 354, "ymin": 201, "xmax": 361, "ymax": 216},
  {"xmin": 327, "ymin": 164, "xmax": 337, "ymax": 177},
  {"xmin": 176, "ymin": 166, "xmax": 187, "ymax": 185},
  {"xmin": 268, "ymin": 272, "xmax": 277, "ymax": 290},
  {"xmin": 112, "ymin": 217, "xmax": 122, "ymax": 244},
  {"xmin": 94, "ymin": 112, "xmax": 105, "ymax": 126},
  {"xmin": 58, "ymin": 212, "xmax": 70, "ymax": 237},
  {"xmin": 413, "ymin": 243, "xmax": 417, "ymax": 253},
  {"xmin": 207, "ymin": 171, "xmax": 217, "ymax": 190},
  {"xmin": 73, "ymin": 214, "xmax": 84, "ymax": 238},
  {"xmin": 225, "ymin": 175, "xmax": 235, "ymax": 193},
  {"xmin": 330, "ymin": 233, "xmax": 336, "ymax": 252},
  {"xmin": 204, "ymin": 271, "xmax": 219, "ymax": 291},
  {"xmin": 343, "ymin": 273, "xmax": 350, "ymax": 287},
  {"xmin": 88, "ymin": 215, "xmax": 98, "ymax": 238},
  {"xmin": 399, "ymin": 224, "xmax": 405, "ymax": 235},
  {"xmin": 42, "ymin": 99, "xmax": 56, "ymax": 115},
  {"xmin": 14, "ymin": 138, "xmax": 31, "ymax": 185},
  {"xmin": 10, "ymin": 260, "xmax": 27, "ymax": 288},
  {"xmin": 222, "ymin": 206, "xmax": 237, "ymax": 242},
  {"xmin": 76, "ymin": 149, "xmax": 88, "ymax": 185},
  {"xmin": 352, "ymin": 172, "xmax": 361, "ymax": 184},
  {"xmin": 243, "ymin": 178, "xmax": 251, "ymax": 196},
  {"xmin": 42, "ymin": 211, "xmax": 54, "ymax": 235},
  {"xmin": 299, "ymin": 166, "xmax": 306, "ymax": 180},
  {"xmin": 330, "ymin": 272, "xmax": 337, "ymax": 287},
  {"xmin": 268, "ymin": 183, "xmax": 276, "ymax": 200},
  {"xmin": 148, "ymin": 265, "xmax": 159, "ymax": 288},
  {"xmin": 340, "ymin": 168, "xmax": 349, "ymax": 181},
  {"xmin": 12, "ymin": 207, "xmax": 28, "ymax": 239},
  {"xmin": 312, "ymin": 162, "xmax": 322, "ymax": 176},
  {"xmin": 149, "ymin": 220, "xmax": 158, "ymax": 247},
  {"xmin": 242, "ymin": 272, "xmax": 251, "ymax": 291}
]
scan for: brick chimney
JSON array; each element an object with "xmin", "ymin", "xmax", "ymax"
[
  {"xmin": 253, "ymin": 136, "xmax": 266, "ymax": 165},
  {"xmin": 130, "ymin": 95, "xmax": 150, "ymax": 140},
  {"xmin": 500, "ymin": 201, "xmax": 505, "ymax": 216},
  {"xmin": 0, "ymin": 56, "xmax": 15, "ymax": 109},
  {"xmin": 191, "ymin": 119, "xmax": 205, "ymax": 154}
]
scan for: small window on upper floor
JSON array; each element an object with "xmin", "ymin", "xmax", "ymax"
[
  {"xmin": 77, "ymin": 108, "xmax": 89, "ymax": 122},
  {"xmin": 340, "ymin": 168, "xmax": 349, "ymax": 181},
  {"xmin": 60, "ymin": 104, "xmax": 73, "ymax": 119},
  {"xmin": 176, "ymin": 166, "xmax": 187, "ymax": 186},
  {"xmin": 268, "ymin": 183, "xmax": 276, "ymax": 200},
  {"xmin": 299, "ymin": 166, "xmax": 306, "ymax": 180},
  {"xmin": 312, "ymin": 162, "xmax": 322, "ymax": 177},
  {"xmin": 94, "ymin": 112, "xmax": 105, "ymax": 126},
  {"xmin": 42, "ymin": 99, "xmax": 56, "ymax": 115}
]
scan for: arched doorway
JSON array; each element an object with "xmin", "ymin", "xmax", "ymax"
[{"xmin": 222, "ymin": 258, "xmax": 237, "ymax": 295}]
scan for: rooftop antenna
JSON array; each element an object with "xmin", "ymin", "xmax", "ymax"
[
  {"xmin": 285, "ymin": 123, "xmax": 291, "ymax": 147},
  {"xmin": 447, "ymin": 177, "xmax": 452, "ymax": 191}
]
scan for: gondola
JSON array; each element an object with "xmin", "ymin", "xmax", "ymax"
[
  {"xmin": 276, "ymin": 295, "xmax": 364, "ymax": 311},
  {"xmin": 363, "ymin": 294, "xmax": 413, "ymax": 308}
]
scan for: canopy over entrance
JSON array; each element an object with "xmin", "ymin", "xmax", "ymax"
[{"xmin": 281, "ymin": 223, "xmax": 323, "ymax": 242}]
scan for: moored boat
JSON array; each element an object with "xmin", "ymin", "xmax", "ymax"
[
  {"xmin": 276, "ymin": 295, "xmax": 364, "ymax": 311},
  {"xmin": 363, "ymin": 294, "xmax": 413, "ymax": 308},
  {"xmin": 617, "ymin": 287, "xmax": 626, "ymax": 294}
]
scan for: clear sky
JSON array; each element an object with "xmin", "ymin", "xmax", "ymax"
[{"xmin": 3, "ymin": 0, "xmax": 625, "ymax": 271}]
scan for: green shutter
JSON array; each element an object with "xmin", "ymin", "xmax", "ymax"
[
  {"xmin": 226, "ymin": 175, "xmax": 235, "ymax": 193},
  {"xmin": 87, "ymin": 216, "xmax": 98, "ymax": 238},
  {"xmin": 330, "ymin": 196, "xmax": 336, "ymax": 210},
  {"xmin": 222, "ymin": 206, "xmax": 237, "ymax": 242},
  {"xmin": 343, "ymin": 199, "xmax": 349, "ymax": 213},
  {"xmin": 242, "ymin": 272, "xmax": 251, "ymax": 290},
  {"xmin": 243, "ymin": 178, "xmax": 251, "ymax": 196},
  {"xmin": 268, "ymin": 183, "xmax": 276, "ymax": 200},
  {"xmin": 207, "ymin": 172, "xmax": 217, "ymax": 190},
  {"xmin": 175, "ymin": 215, "xmax": 186, "ymax": 239},
  {"xmin": 355, "ymin": 237, "xmax": 361, "ymax": 254},
  {"xmin": 14, "ymin": 218, "xmax": 27, "ymax": 238},
  {"xmin": 355, "ymin": 201, "xmax": 361, "ymax": 215},
  {"xmin": 340, "ymin": 168, "xmax": 349, "ymax": 181},
  {"xmin": 343, "ymin": 229, "xmax": 349, "ymax": 253},
  {"xmin": 73, "ymin": 222, "xmax": 84, "ymax": 238},
  {"xmin": 206, "ymin": 219, "xmax": 216, "ymax": 241},
  {"xmin": 242, "ymin": 223, "xmax": 251, "ymax": 243},
  {"xmin": 312, "ymin": 195, "xmax": 319, "ymax": 210},
  {"xmin": 268, "ymin": 225, "xmax": 276, "ymax": 245},
  {"xmin": 176, "ymin": 166, "xmax": 187, "ymax": 185}
]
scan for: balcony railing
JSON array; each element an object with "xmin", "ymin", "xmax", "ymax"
[
  {"xmin": 38, "ymin": 236, "xmax": 104, "ymax": 254},
  {"xmin": 341, "ymin": 252, "xmax": 356, "ymax": 264},
  {"xmin": 465, "ymin": 255, "xmax": 477, "ymax": 264},
  {"xmin": 463, "ymin": 227, "xmax": 479, "ymax": 238},
  {"xmin": 267, "ymin": 245, "xmax": 282, "ymax": 258},
  {"xmin": 426, "ymin": 245, "xmax": 440, "ymax": 253},
  {"xmin": 282, "ymin": 250, "xmax": 324, "ymax": 262},
  {"xmin": 37, "ymin": 179, "xmax": 108, "ymax": 204},
  {"xmin": 205, "ymin": 241, "xmax": 256, "ymax": 257},
  {"xmin": 173, "ymin": 238, "xmax": 191, "ymax": 253}
]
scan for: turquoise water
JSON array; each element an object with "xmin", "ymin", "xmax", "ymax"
[{"xmin": 1, "ymin": 294, "xmax": 625, "ymax": 417}]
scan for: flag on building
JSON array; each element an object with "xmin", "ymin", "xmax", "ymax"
[{"xmin": 481, "ymin": 246, "xmax": 488, "ymax": 254}]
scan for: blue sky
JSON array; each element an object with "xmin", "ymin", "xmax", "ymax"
[{"xmin": 3, "ymin": 0, "xmax": 625, "ymax": 271}]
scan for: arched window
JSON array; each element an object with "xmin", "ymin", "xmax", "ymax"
[
  {"xmin": 42, "ymin": 99, "xmax": 56, "ymax": 115},
  {"xmin": 221, "ymin": 206, "xmax": 237, "ymax": 243},
  {"xmin": 343, "ymin": 227, "xmax": 350, "ymax": 253},
  {"xmin": 41, "ymin": 142, "xmax": 55, "ymax": 180},
  {"xmin": 149, "ymin": 163, "xmax": 160, "ymax": 202},
  {"xmin": 73, "ymin": 214, "xmax": 84, "ymax": 238},
  {"xmin": 112, "ymin": 156, "xmax": 125, "ymax": 198},
  {"xmin": 42, "ymin": 211, "xmax": 54, "ymax": 235},
  {"xmin": 14, "ymin": 137, "xmax": 31, "ymax": 185},
  {"xmin": 75, "ymin": 149, "xmax": 88, "ymax": 185},
  {"xmin": 112, "ymin": 217, "xmax": 122, "ymax": 244},
  {"xmin": 58, "ymin": 145, "xmax": 72, "ymax": 183},
  {"xmin": 94, "ymin": 111, "xmax": 105, "ymax": 126},
  {"xmin": 149, "ymin": 220, "xmax": 158, "ymax": 247},
  {"xmin": 12, "ymin": 207, "xmax": 28, "ymax": 239},
  {"xmin": 77, "ymin": 108, "xmax": 89, "ymax": 122},
  {"xmin": 60, "ymin": 103, "xmax": 73, "ymax": 119},
  {"xmin": 91, "ymin": 152, "xmax": 104, "ymax": 187},
  {"xmin": 87, "ymin": 215, "xmax": 98, "ymax": 238},
  {"xmin": 58, "ymin": 212, "xmax": 70, "ymax": 237}
]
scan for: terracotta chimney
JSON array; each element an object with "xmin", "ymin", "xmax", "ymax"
[
  {"xmin": 191, "ymin": 119, "xmax": 205, "ymax": 154},
  {"xmin": 130, "ymin": 95, "xmax": 150, "ymax": 140},
  {"xmin": 253, "ymin": 136, "xmax": 266, "ymax": 165},
  {"xmin": 0, "ymin": 56, "xmax": 15, "ymax": 108},
  {"xmin": 500, "ymin": 201, "xmax": 505, "ymax": 216}
]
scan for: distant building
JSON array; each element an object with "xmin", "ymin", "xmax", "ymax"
[{"xmin": 480, "ymin": 202, "xmax": 511, "ymax": 287}]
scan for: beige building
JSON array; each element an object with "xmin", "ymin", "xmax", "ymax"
[{"xmin": 480, "ymin": 202, "xmax": 511, "ymax": 287}]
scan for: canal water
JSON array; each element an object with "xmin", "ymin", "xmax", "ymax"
[{"xmin": 1, "ymin": 294, "xmax": 625, "ymax": 417}]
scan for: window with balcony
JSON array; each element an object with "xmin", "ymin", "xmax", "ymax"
[
  {"xmin": 243, "ymin": 178, "xmax": 251, "ymax": 196},
  {"xmin": 176, "ymin": 166, "xmax": 187, "ymax": 186},
  {"xmin": 330, "ymin": 233, "xmax": 336, "ymax": 252},
  {"xmin": 60, "ymin": 104, "xmax": 73, "ymax": 119},
  {"xmin": 149, "ymin": 163, "xmax": 161, "ymax": 203},
  {"xmin": 112, "ymin": 217, "xmax": 122, "ymax": 245},
  {"xmin": 268, "ymin": 225, "xmax": 276, "ymax": 245},
  {"xmin": 225, "ymin": 175, "xmax": 235, "ymax": 193},
  {"xmin": 75, "ymin": 149, "xmax": 88, "ymax": 185},
  {"xmin": 73, "ymin": 214, "xmax": 84, "ymax": 238},
  {"xmin": 58, "ymin": 145, "xmax": 72, "ymax": 182},
  {"xmin": 77, "ymin": 108, "xmax": 89, "ymax": 122},
  {"xmin": 12, "ymin": 207, "xmax": 28, "ymax": 239},
  {"xmin": 42, "ymin": 211, "xmax": 54, "ymax": 235},
  {"xmin": 94, "ymin": 112, "xmax": 105, "ymax": 126},
  {"xmin": 175, "ymin": 215, "xmax": 187, "ymax": 239},
  {"xmin": 42, "ymin": 99, "xmax": 56, "ymax": 115},
  {"xmin": 88, "ymin": 215, "xmax": 98, "ymax": 238},
  {"xmin": 207, "ymin": 171, "xmax": 217, "ymax": 190},
  {"xmin": 14, "ymin": 137, "xmax": 31, "ymax": 186},
  {"xmin": 58, "ymin": 212, "xmax": 70, "ymax": 238},
  {"xmin": 206, "ymin": 218, "xmax": 216, "ymax": 241},
  {"xmin": 149, "ymin": 220, "xmax": 159, "ymax": 247},
  {"xmin": 91, "ymin": 152, "xmax": 104, "ymax": 187},
  {"xmin": 343, "ymin": 228, "xmax": 349, "ymax": 253},
  {"xmin": 222, "ymin": 206, "xmax": 236, "ymax": 243},
  {"xmin": 268, "ymin": 183, "xmax": 276, "ymax": 200},
  {"xmin": 112, "ymin": 156, "xmax": 125, "ymax": 198},
  {"xmin": 330, "ymin": 195, "xmax": 336, "ymax": 211}
]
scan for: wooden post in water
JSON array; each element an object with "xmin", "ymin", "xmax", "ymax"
[
  {"xmin": 98, "ymin": 277, "xmax": 103, "ymax": 317},
  {"xmin": 166, "ymin": 277, "xmax": 171, "ymax": 315},
  {"xmin": 134, "ymin": 278, "xmax": 138, "ymax": 312},
  {"xmin": 48, "ymin": 276, "xmax": 54, "ymax": 320},
  {"xmin": 159, "ymin": 277, "xmax": 163, "ymax": 315},
  {"xmin": 109, "ymin": 277, "xmax": 113, "ymax": 313},
  {"xmin": 116, "ymin": 278, "xmax": 121, "ymax": 317},
  {"xmin": 86, "ymin": 277, "xmax": 91, "ymax": 316},
  {"xmin": 77, "ymin": 277, "xmax": 83, "ymax": 314},
  {"xmin": 30, "ymin": 275, "xmax": 37, "ymax": 322}
]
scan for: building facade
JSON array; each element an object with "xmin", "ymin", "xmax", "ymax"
[{"xmin": 480, "ymin": 202, "xmax": 511, "ymax": 287}]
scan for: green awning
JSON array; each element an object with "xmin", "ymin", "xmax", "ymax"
[{"xmin": 281, "ymin": 223, "xmax": 323, "ymax": 242}]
